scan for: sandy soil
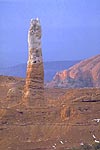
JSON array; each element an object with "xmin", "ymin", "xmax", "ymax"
[{"xmin": 0, "ymin": 75, "xmax": 100, "ymax": 150}]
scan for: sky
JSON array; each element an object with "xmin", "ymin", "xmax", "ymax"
[{"xmin": 0, "ymin": 0, "xmax": 100, "ymax": 67}]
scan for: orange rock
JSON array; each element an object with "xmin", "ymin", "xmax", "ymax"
[
  {"xmin": 47, "ymin": 55, "xmax": 100, "ymax": 88},
  {"xmin": 23, "ymin": 18, "xmax": 45, "ymax": 107}
]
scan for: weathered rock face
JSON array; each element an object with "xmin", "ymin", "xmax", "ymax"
[
  {"xmin": 47, "ymin": 55, "xmax": 100, "ymax": 88},
  {"xmin": 23, "ymin": 18, "xmax": 44, "ymax": 107}
]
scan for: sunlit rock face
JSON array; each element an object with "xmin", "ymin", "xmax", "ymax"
[
  {"xmin": 28, "ymin": 18, "xmax": 43, "ymax": 64},
  {"xmin": 23, "ymin": 18, "xmax": 44, "ymax": 107},
  {"xmin": 47, "ymin": 55, "xmax": 100, "ymax": 88}
]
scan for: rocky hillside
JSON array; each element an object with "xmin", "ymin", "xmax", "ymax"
[
  {"xmin": 0, "ymin": 75, "xmax": 100, "ymax": 149},
  {"xmin": 47, "ymin": 55, "xmax": 100, "ymax": 88},
  {"xmin": 0, "ymin": 60, "xmax": 79, "ymax": 82}
]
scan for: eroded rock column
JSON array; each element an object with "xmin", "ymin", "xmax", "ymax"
[{"xmin": 23, "ymin": 18, "xmax": 44, "ymax": 107}]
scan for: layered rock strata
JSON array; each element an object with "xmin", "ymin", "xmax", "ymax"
[
  {"xmin": 23, "ymin": 18, "xmax": 44, "ymax": 107},
  {"xmin": 47, "ymin": 55, "xmax": 100, "ymax": 88}
]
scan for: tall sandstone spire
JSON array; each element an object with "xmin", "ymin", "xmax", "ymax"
[{"xmin": 23, "ymin": 18, "xmax": 44, "ymax": 107}]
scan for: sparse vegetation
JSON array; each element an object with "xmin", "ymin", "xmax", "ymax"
[{"xmin": 72, "ymin": 143, "xmax": 100, "ymax": 150}]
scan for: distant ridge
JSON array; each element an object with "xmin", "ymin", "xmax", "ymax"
[
  {"xmin": 0, "ymin": 60, "xmax": 80, "ymax": 82},
  {"xmin": 47, "ymin": 55, "xmax": 100, "ymax": 88}
]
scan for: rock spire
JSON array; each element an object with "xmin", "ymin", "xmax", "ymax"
[{"xmin": 23, "ymin": 18, "xmax": 44, "ymax": 107}]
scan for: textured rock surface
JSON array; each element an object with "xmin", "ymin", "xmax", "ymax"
[
  {"xmin": 23, "ymin": 18, "xmax": 44, "ymax": 107},
  {"xmin": 47, "ymin": 55, "xmax": 100, "ymax": 88},
  {"xmin": 0, "ymin": 18, "xmax": 100, "ymax": 149},
  {"xmin": 0, "ymin": 75, "xmax": 100, "ymax": 149}
]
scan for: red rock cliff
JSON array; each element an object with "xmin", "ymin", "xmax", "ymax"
[{"xmin": 47, "ymin": 55, "xmax": 100, "ymax": 88}]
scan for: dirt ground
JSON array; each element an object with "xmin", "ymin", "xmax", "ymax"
[{"xmin": 0, "ymin": 75, "xmax": 100, "ymax": 150}]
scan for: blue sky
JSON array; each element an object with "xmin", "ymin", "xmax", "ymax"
[{"xmin": 0, "ymin": 0, "xmax": 100, "ymax": 67}]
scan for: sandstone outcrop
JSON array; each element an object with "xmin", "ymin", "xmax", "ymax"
[
  {"xmin": 0, "ymin": 75, "xmax": 100, "ymax": 149},
  {"xmin": 47, "ymin": 55, "xmax": 100, "ymax": 88},
  {"xmin": 0, "ymin": 18, "xmax": 100, "ymax": 149},
  {"xmin": 23, "ymin": 18, "xmax": 44, "ymax": 107}
]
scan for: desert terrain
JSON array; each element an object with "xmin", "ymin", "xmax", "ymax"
[
  {"xmin": 47, "ymin": 55, "xmax": 100, "ymax": 88},
  {"xmin": 0, "ymin": 75, "xmax": 100, "ymax": 150},
  {"xmin": 1, "ymin": 1, "xmax": 100, "ymax": 149}
]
